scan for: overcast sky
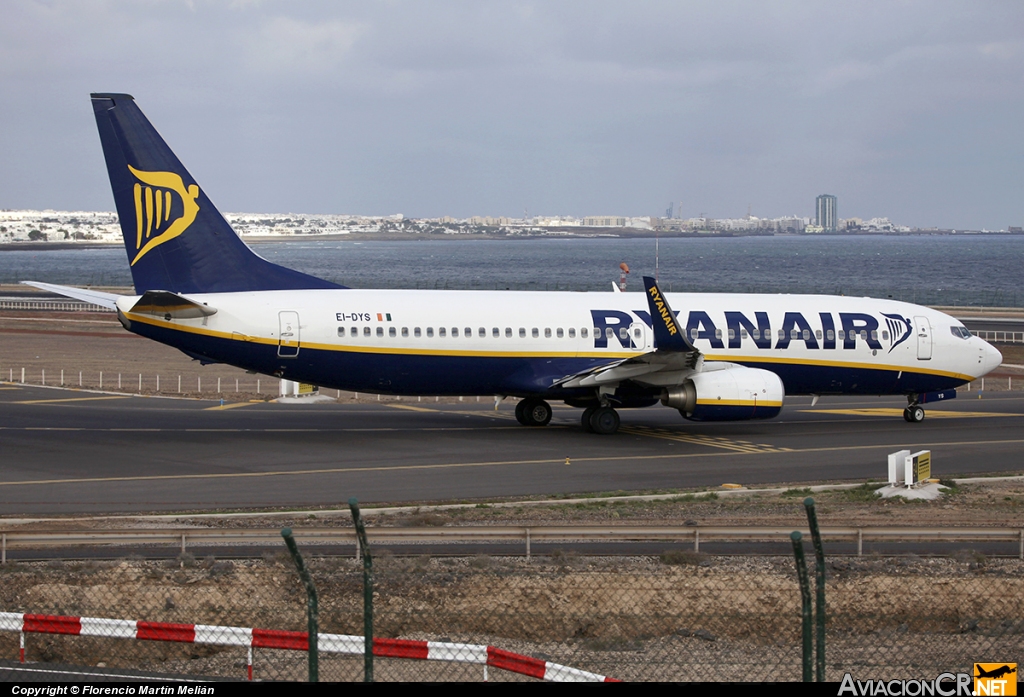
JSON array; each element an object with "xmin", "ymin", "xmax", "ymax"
[{"xmin": 1, "ymin": 1, "xmax": 1021, "ymax": 228}]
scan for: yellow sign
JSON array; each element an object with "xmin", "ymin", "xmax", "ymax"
[
  {"xmin": 297, "ymin": 383, "xmax": 318, "ymax": 395},
  {"xmin": 975, "ymin": 664, "xmax": 1017, "ymax": 696},
  {"xmin": 913, "ymin": 451, "xmax": 931, "ymax": 482},
  {"xmin": 127, "ymin": 165, "xmax": 200, "ymax": 266}
]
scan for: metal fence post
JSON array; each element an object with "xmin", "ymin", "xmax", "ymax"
[
  {"xmin": 281, "ymin": 527, "xmax": 318, "ymax": 682},
  {"xmin": 804, "ymin": 497, "xmax": 826, "ymax": 682},
  {"xmin": 350, "ymin": 498, "xmax": 374, "ymax": 682},
  {"xmin": 790, "ymin": 531, "xmax": 813, "ymax": 682}
]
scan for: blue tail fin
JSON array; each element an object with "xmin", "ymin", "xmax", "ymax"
[{"xmin": 91, "ymin": 93, "xmax": 342, "ymax": 294}]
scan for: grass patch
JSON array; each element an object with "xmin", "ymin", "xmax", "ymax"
[
  {"xmin": 841, "ymin": 484, "xmax": 885, "ymax": 503},
  {"xmin": 659, "ymin": 550, "xmax": 707, "ymax": 566},
  {"xmin": 781, "ymin": 487, "xmax": 813, "ymax": 498}
]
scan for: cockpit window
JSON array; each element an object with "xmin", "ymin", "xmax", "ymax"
[{"xmin": 950, "ymin": 326, "xmax": 971, "ymax": 339}]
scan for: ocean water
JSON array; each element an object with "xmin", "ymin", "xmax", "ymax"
[{"xmin": 1, "ymin": 235, "xmax": 1021, "ymax": 307}]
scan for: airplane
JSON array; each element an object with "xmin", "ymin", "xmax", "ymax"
[{"xmin": 25, "ymin": 93, "xmax": 1003, "ymax": 435}]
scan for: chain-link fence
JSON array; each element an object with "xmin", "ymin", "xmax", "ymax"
[{"xmin": 0, "ymin": 550, "xmax": 1020, "ymax": 682}]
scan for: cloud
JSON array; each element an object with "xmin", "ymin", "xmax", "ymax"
[{"xmin": 237, "ymin": 15, "xmax": 366, "ymax": 77}]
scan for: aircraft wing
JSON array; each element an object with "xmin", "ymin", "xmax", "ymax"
[
  {"xmin": 21, "ymin": 281, "xmax": 122, "ymax": 310},
  {"xmin": 554, "ymin": 276, "xmax": 703, "ymax": 388}
]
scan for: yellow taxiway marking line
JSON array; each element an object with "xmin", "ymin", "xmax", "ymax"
[
  {"xmin": 13, "ymin": 396, "xmax": 131, "ymax": 405},
  {"xmin": 0, "ymin": 387, "xmax": 22, "ymax": 390},
  {"xmin": 621, "ymin": 426, "xmax": 794, "ymax": 453},
  {"xmin": 203, "ymin": 402, "xmax": 258, "ymax": 411},
  {"xmin": 2, "ymin": 437, "xmax": 1024, "ymax": 489},
  {"xmin": 385, "ymin": 404, "xmax": 441, "ymax": 413},
  {"xmin": 803, "ymin": 408, "xmax": 1019, "ymax": 418}
]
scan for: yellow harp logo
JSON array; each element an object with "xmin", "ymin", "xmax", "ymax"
[{"xmin": 127, "ymin": 165, "xmax": 200, "ymax": 266}]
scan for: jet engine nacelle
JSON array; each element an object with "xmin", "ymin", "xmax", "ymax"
[{"xmin": 660, "ymin": 364, "xmax": 785, "ymax": 422}]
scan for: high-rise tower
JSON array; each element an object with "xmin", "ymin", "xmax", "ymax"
[{"xmin": 815, "ymin": 194, "xmax": 837, "ymax": 233}]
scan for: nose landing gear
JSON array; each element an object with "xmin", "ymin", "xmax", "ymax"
[{"xmin": 903, "ymin": 399, "xmax": 925, "ymax": 423}]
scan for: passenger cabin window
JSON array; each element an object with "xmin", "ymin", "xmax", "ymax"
[
  {"xmin": 402, "ymin": 327, "xmax": 409, "ymax": 337},
  {"xmin": 533, "ymin": 328, "xmax": 540, "ymax": 338},
  {"xmin": 450, "ymin": 327, "xmax": 457, "ymax": 337},
  {"xmin": 827, "ymin": 330, "xmax": 835, "ymax": 340},
  {"xmin": 389, "ymin": 327, "xmax": 396, "ymax": 337},
  {"xmin": 350, "ymin": 326, "xmax": 357, "ymax": 337},
  {"xmin": 557, "ymin": 328, "xmax": 564, "ymax": 338},
  {"xmin": 581, "ymin": 328, "xmax": 588, "ymax": 338},
  {"xmin": 728, "ymin": 329, "xmax": 736, "ymax": 340},
  {"xmin": 690, "ymin": 328, "xmax": 699, "ymax": 340},
  {"xmin": 619, "ymin": 327, "xmax": 628, "ymax": 340},
  {"xmin": 752, "ymin": 329, "xmax": 760, "ymax": 339},
  {"xmin": 802, "ymin": 329, "xmax": 810, "ymax": 340},
  {"xmin": 634, "ymin": 327, "xmax": 641, "ymax": 339},
  {"xmin": 414, "ymin": 327, "xmax": 421, "ymax": 337},
  {"xmin": 465, "ymin": 327, "xmax": 472, "ymax": 338},
  {"xmin": 427, "ymin": 327, "xmax": 434, "ymax": 338},
  {"xmin": 870, "ymin": 330, "xmax": 878, "ymax": 341},
  {"xmin": 505, "ymin": 327, "xmax": 512, "ymax": 338},
  {"xmin": 438, "ymin": 327, "xmax": 445, "ymax": 337},
  {"xmin": 363, "ymin": 327, "xmax": 371, "ymax": 337},
  {"xmin": 882, "ymin": 330, "xmax": 889, "ymax": 341},
  {"xmin": 519, "ymin": 328, "xmax": 526, "ymax": 338},
  {"xmin": 337, "ymin": 327, "xmax": 345, "ymax": 337},
  {"xmin": 545, "ymin": 328, "xmax": 551, "ymax": 338},
  {"xmin": 815, "ymin": 330, "xmax": 822, "ymax": 340},
  {"xmin": 376, "ymin": 327, "xmax": 384, "ymax": 337}
]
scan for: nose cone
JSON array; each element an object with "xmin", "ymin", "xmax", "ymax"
[{"xmin": 977, "ymin": 339, "xmax": 1002, "ymax": 377}]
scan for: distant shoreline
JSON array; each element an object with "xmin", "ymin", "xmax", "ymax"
[{"xmin": 2, "ymin": 230, "xmax": 1023, "ymax": 252}]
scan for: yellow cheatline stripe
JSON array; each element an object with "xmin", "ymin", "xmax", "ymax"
[
  {"xmin": 203, "ymin": 402, "xmax": 259, "ymax": 411},
  {"xmin": 14, "ymin": 396, "xmax": 130, "ymax": 405},
  {"xmin": 0, "ymin": 387, "xmax": 22, "ymax": 391},
  {"xmin": 802, "ymin": 408, "xmax": 1019, "ymax": 418},
  {"xmin": 704, "ymin": 352, "xmax": 975, "ymax": 381},
  {"xmin": 124, "ymin": 312, "xmax": 977, "ymax": 381},
  {"xmin": 124, "ymin": 313, "xmax": 630, "ymax": 360},
  {"xmin": 5, "ymin": 436, "xmax": 1023, "ymax": 489}
]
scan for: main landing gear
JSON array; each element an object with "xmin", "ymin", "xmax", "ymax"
[
  {"xmin": 515, "ymin": 397, "xmax": 553, "ymax": 426},
  {"xmin": 581, "ymin": 405, "xmax": 620, "ymax": 435},
  {"xmin": 903, "ymin": 398, "xmax": 925, "ymax": 423}
]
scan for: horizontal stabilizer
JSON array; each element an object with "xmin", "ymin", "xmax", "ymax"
[
  {"xmin": 129, "ymin": 290, "xmax": 217, "ymax": 319},
  {"xmin": 20, "ymin": 281, "xmax": 121, "ymax": 310}
]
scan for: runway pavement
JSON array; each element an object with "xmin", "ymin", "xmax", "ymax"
[{"xmin": 1, "ymin": 383, "xmax": 1023, "ymax": 516}]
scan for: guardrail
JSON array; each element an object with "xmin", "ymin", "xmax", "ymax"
[
  {"xmin": 1, "ymin": 525, "xmax": 1021, "ymax": 560},
  {"xmin": 973, "ymin": 330, "xmax": 1024, "ymax": 343}
]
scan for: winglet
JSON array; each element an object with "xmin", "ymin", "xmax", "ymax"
[{"xmin": 643, "ymin": 276, "xmax": 694, "ymax": 352}]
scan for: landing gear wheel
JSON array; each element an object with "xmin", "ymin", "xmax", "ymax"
[
  {"xmin": 517, "ymin": 398, "xmax": 552, "ymax": 426},
  {"xmin": 904, "ymin": 405, "xmax": 925, "ymax": 423},
  {"xmin": 581, "ymin": 406, "xmax": 597, "ymax": 432},
  {"xmin": 588, "ymin": 406, "xmax": 620, "ymax": 435},
  {"xmin": 515, "ymin": 400, "xmax": 529, "ymax": 425}
]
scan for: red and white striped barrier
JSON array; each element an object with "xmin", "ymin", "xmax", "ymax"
[{"xmin": 0, "ymin": 612, "xmax": 617, "ymax": 682}]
